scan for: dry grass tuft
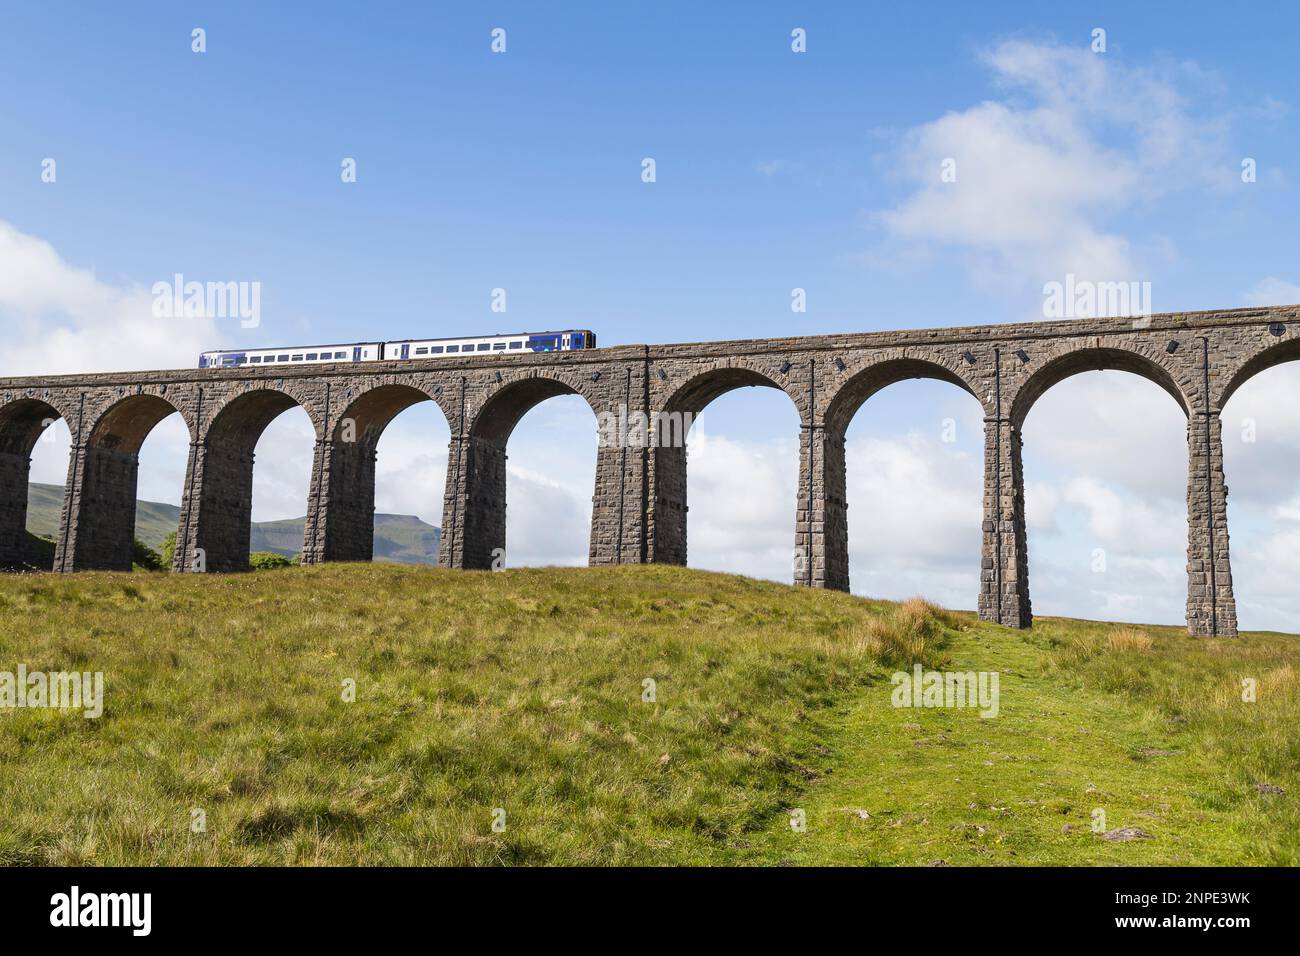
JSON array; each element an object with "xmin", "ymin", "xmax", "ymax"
[
  {"xmin": 1105, "ymin": 628, "xmax": 1154, "ymax": 653},
  {"xmin": 858, "ymin": 597, "xmax": 956, "ymax": 669}
]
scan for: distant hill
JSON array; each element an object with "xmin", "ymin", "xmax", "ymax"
[
  {"xmin": 249, "ymin": 512, "xmax": 441, "ymax": 563},
  {"xmin": 26, "ymin": 483, "xmax": 440, "ymax": 563},
  {"xmin": 27, "ymin": 482, "xmax": 180, "ymax": 553}
]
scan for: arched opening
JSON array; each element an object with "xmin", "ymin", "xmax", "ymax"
[
  {"xmin": 837, "ymin": 374, "xmax": 984, "ymax": 608},
  {"xmin": 1018, "ymin": 361, "xmax": 1189, "ymax": 625},
  {"xmin": 325, "ymin": 383, "xmax": 450, "ymax": 564},
  {"xmin": 460, "ymin": 378, "xmax": 598, "ymax": 570},
  {"xmin": 652, "ymin": 367, "xmax": 801, "ymax": 581},
  {"xmin": 1, "ymin": 399, "xmax": 71, "ymax": 570},
  {"xmin": 135, "ymin": 413, "xmax": 192, "ymax": 564},
  {"xmin": 502, "ymin": 395, "xmax": 597, "ymax": 568},
  {"xmin": 1220, "ymin": 357, "xmax": 1300, "ymax": 632},
  {"xmin": 72, "ymin": 393, "xmax": 189, "ymax": 570},
  {"xmin": 189, "ymin": 389, "xmax": 316, "ymax": 571}
]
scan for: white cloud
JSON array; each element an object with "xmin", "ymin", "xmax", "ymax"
[
  {"xmin": 844, "ymin": 432, "xmax": 982, "ymax": 610},
  {"xmin": 1021, "ymin": 371, "xmax": 1188, "ymax": 498},
  {"xmin": 0, "ymin": 220, "xmax": 222, "ymax": 376},
  {"xmin": 1058, "ymin": 475, "xmax": 1184, "ymax": 548},
  {"xmin": 249, "ymin": 410, "xmax": 316, "ymax": 522},
  {"xmin": 1024, "ymin": 481, "xmax": 1061, "ymax": 533},
  {"xmin": 684, "ymin": 428, "xmax": 800, "ymax": 581},
  {"xmin": 502, "ymin": 396, "xmax": 598, "ymax": 568},
  {"xmin": 372, "ymin": 407, "xmax": 450, "ymax": 525},
  {"xmin": 1242, "ymin": 276, "xmax": 1300, "ymax": 306},
  {"xmin": 684, "ymin": 421, "xmax": 985, "ymax": 612},
  {"xmin": 875, "ymin": 39, "xmax": 1232, "ymax": 303},
  {"xmin": 2, "ymin": 219, "xmax": 222, "ymax": 513}
]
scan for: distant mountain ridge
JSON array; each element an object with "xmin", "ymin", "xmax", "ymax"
[{"xmin": 25, "ymin": 483, "xmax": 440, "ymax": 563}]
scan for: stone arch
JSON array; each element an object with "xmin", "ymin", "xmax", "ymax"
[
  {"xmin": 330, "ymin": 381, "xmax": 451, "ymax": 444},
  {"xmin": 823, "ymin": 354, "xmax": 984, "ymax": 435},
  {"xmin": 202, "ymin": 383, "xmax": 326, "ymax": 442},
  {"xmin": 306, "ymin": 381, "xmax": 453, "ymax": 565},
  {"xmin": 185, "ymin": 388, "xmax": 318, "ymax": 572},
  {"xmin": 61, "ymin": 393, "xmax": 192, "ymax": 570},
  {"xmin": 1217, "ymin": 335, "xmax": 1300, "ymax": 409},
  {"xmin": 88, "ymin": 392, "xmax": 195, "ymax": 452},
  {"xmin": 0, "ymin": 395, "xmax": 77, "ymax": 569},
  {"xmin": 0, "ymin": 396, "xmax": 75, "ymax": 456},
  {"xmin": 653, "ymin": 357, "xmax": 808, "ymax": 421},
  {"xmin": 1010, "ymin": 344, "xmax": 1192, "ymax": 430},
  {"xmin": 468, "ymin": 374, "xmax": 590, "ymax": 445},
  {"xmin": 1006, "ymin": 343, "xmax": 1198, "ymax": 629},
  {"xmin": 648, "ymin": 363, "xmax": 804, "ymax": 568},
  {"xmin": 818, "ymin": 354, "xmax": 987, "ymax": 597},
  {"xmin": 1213, "ymin": 333, "xmax": 1300, "ymax": 633},
  {"xmin": 449, "ymin": 372, "xmax": 602, "ymax": 571}
]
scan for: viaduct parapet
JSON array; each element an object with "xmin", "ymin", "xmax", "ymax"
[{"xmin": 4, "ymin": 304, "xmax": 1296, "ymax": 637}]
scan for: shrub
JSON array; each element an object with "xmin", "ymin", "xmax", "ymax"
[
  {"xmin": 249, "ymin": 551, "xmax": 293, "ymax": 570},
  {"xmin": 22, "ymin": 532, "xmax": 56, "ymax": 569},
  {"xmin": 857, "ymin": 597, "xmax": 955, "ymax": 669},
  {"xmin": 159, "ymin": 531, "xmax": 177, "ymax": 569},
  {"xmin": 132, "ymin": 538, "xmax": 164, "ymax": 571}
]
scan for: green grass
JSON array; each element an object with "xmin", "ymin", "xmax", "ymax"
[{"xmin": 0, "ymin": 564, "xmax": 1294, "ymax": 865}]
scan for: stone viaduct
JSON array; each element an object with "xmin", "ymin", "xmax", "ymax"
[{"xmin": 2, "ymin": 304, "xmax": 1296, "ymax": 637}]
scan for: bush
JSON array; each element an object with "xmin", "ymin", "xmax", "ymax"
[
  {"xmin": 159, "ymin": 531, "xmax": 177, "ymax": 569},
  {"xmin": 22, "ymin": 532, "xmax": 56, "ymax": 569},
  {"xmin": 132, "ymin": 539, "xmax": 164, "ymax": 571},
  {"xmin": 857, "ymin": 597, "xmax": 955, "ymax": 669},
  {"xmin": 249, "ymin": 551, "xmax": 293, "ymax": 570}
]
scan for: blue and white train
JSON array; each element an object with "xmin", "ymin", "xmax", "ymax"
[{"xmin": 198, "ymin": 330, "xmax": 597, "ymax": 369}]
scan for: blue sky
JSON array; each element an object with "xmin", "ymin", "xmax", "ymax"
[{"xmin": 3, "ymin": 2, "xmax": 1299, "ymax": 630}]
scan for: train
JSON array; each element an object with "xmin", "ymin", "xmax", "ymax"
[{"xmin": 198, "ymin": 329, "xmax": 597, "ymax": 369}]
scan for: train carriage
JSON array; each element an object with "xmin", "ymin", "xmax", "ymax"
[{"xmin": 199, "ymin": 330, "xmax": 595, "ymax": 368}]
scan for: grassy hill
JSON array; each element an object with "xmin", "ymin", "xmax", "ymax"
[
  {"xmin": 26, "ymin": 483, "xmax": 181, "ymax": 553},
  {"xmin": 0, "ymin": 563, "xmax": 1295, "ymax": 866},
  {"xmin": 249, "ymin": 513, "xmax": 440, "ymax": 563},
  {"xmin": 26, "ymin": 483, "xmax": 439, "ymax": 561}
]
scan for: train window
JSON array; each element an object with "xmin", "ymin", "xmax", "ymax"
[
  {"xmin": 492, "ymin": 342, "xmax": 506, "ymax": 350},
  {"xmin": 291, "ymin": 355, "xmax": 303, "ymax": 361},
  {"xmin": 509, "ymin": 341, "xmax": 522, "ymax": 349},
  {"xmin": 249, "ymin": 356, "xmax": 260, "ymax": 363},
  {"xmin": 477, "ymin": 343, "xmax": 490, "ymax": 351},
  {"xmin": 446, "ymin": 344, "xmax": 459, "ymax": 353},
  {"xmin": 415, "ymin": 347, "xmax": 428, "ymax": 355},
  {"xmin": 277, "ymin": 355, "xmax": 289, "ymax": 362},
  {"xmin": 306, "ymin": 353, "xmax": 318, "ymax": 360},
  {"xmin": 335, "ymin": 351, "xmax": 345, "ymax": 359},
  {"xmin": 430, "ymin": 345, "xmax": 444, "ymax": 353}
]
